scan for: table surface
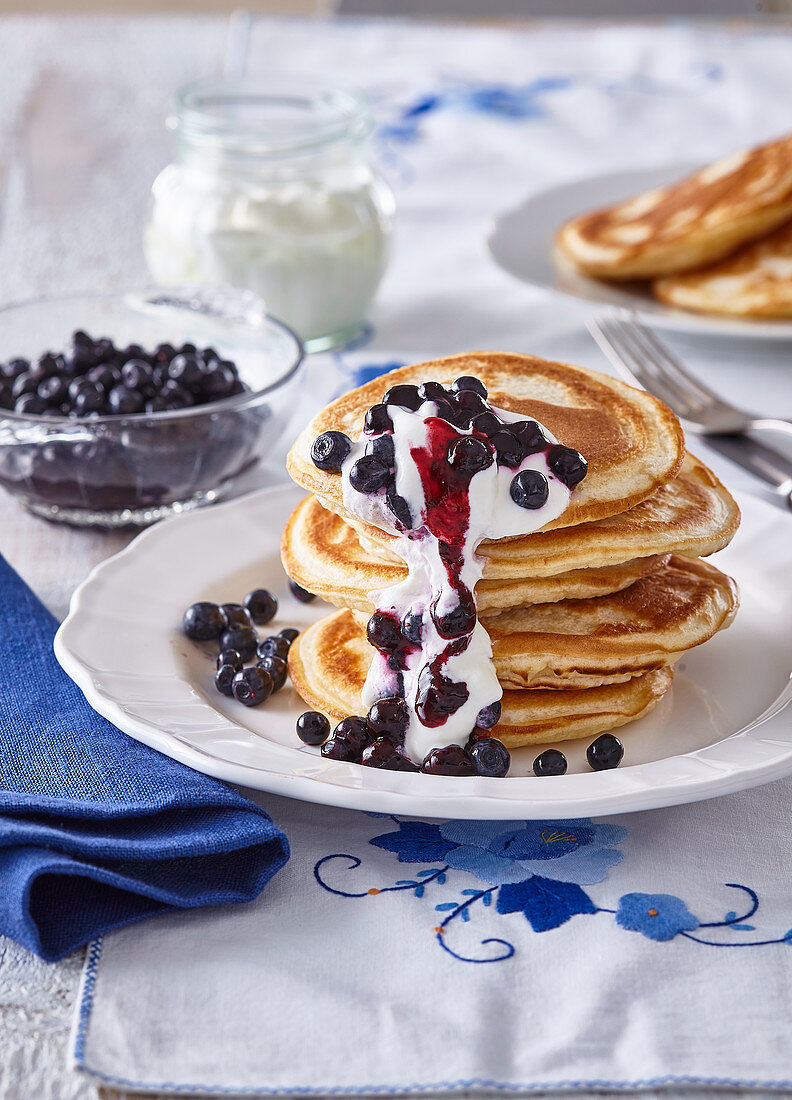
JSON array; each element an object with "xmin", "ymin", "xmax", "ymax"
[{"xmin": 2, "ymin": 12, "xmax": 792, "ymax": 1100}]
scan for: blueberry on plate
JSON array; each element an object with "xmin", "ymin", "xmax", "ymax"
[
  {"xmin": 217, "ymin": 648, "xmax": 243, "ymax": 671},
  {"xmin": 450, "ymin": 376, "xmax": 487, "ymax": 399},
  {"xmin": 296, "ymin": 711, "xmax": 330, "ymax": 746},
  {"xmin": 511, "ymin": 420, "xmax": 547, "ymax": 455},
  {"xmin": 475, "ymin": 700, "xmax": 502, "ymax": 729},
  {"xmin": 361, "ymin": 738, "xmax": 418, "ymax": 771},
  {"xmin": 383, "ymin": 383, "xmax": 422, "ymax": 411},
  {"xmin": 257, "ymin": 635, "xmax": 291, "ymax": 661},
  {"xmin": 311, "ymin": 430, "xmax": 352, "ymax": 472},
  {"xmin": 533, "ymin": 749, "xmax": 567, "ymax": 777},
  {"xmin": 510, "ymin": 469, "xmax": 549, "ymax": 510},
  {"xmin": 220, "ymin": 626, "xmax": 258, "ymax": 662},
  {"xmin": 417, "ymin": 380, "xmax": 447, "ymax": 403},
  {"xmin": 257, "ymin": 654, "xmax": 288, "ymax": 692},
  {"xmin": 366, "ymin": 433, "xmax": 395, "ymax": 468},
  {"xmin": 244, "ymin": 588, "xmax": 278, "ymax": 625},
  {"xmin": 468, "ymin": 737, "xmax": 510, "ymax": 777},
  {"xmin": 363, "ymin": 403, "xmax": 393, "ymax": 434},
  {"xmin": 232, "ymin": 666, "xmax": 273, "ymax": 707},
  {"xmin": 289, "ymin": 579, "xmax": 316, "ymax": 603},
  {"xmin": 421, "ymin": 744, "xmax": 477, "ymax": 776},
  {"xmin": 367, "ymin": 697, "xmax": 409, "ymax": 743},
  {"xmin": 278, "ymin": 627, "xmax": 300, "ymax": 644},
  {"xmin": 470, "ymin": 411, "xmax": 502, "ymax": 438},
  {"xmin": 490, "ymin": 429, "xmax": 525, "ymax": 469},
  {"xmin": 349, "ymin": 455, "xmax": 390, "ymax": 494},
  {"xmin": 183, "ymin": 601, "xmax": 224, "ymax": 641},
  {"xmin": 547, "ymin": 444, "xmax": 588, "ymax": 488},
  {"xmin": 214, "ymin": 664, "xmax": 237, "ymax": 696},
  {"xmin": 446, "ymin": 436, "xmax": 493, "ymax": 475},
  {"xmin": 333, "ymin": 716, "xmax": 375, "ymax": 757},
  {"xmin": 586, "ymin": 733, "xmax": 624, "ymax": 771},
  {"xmin": 220, "ymin": 603, "xmax": 253, "ymax": 630}
]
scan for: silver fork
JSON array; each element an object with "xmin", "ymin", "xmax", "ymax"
[{"xmin": 587, "ymin": 311, "xmax": 792, "ymax": 437}]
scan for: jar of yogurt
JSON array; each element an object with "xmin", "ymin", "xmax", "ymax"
[{"xmin": 145, "ymin": 78, "xmax": 395, "ymax": 351}]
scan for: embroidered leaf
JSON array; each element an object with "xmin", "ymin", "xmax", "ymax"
[
  {"xmin": 461, "ymin": 889, "xmax": 480, "ymax": 896},
  {"xmin": 396, "ymin": 880, "xmax": 418, "ymax": 887},
  {"xmin": 783, "ymin": 929, "xmax": 792, "ymax": 943},
  {"xmin": 724, "ymin": 910, "xmax": 737, "ymax": 922},
  {"xmin": 371, "ymin": 822, "xmax": 459, "ymax": 863},
  {"xmin": 461, "ymin": 908, "xmax": 471, "ymax": 922},
  {"xmin": 731, "ymin": 923, "xmax": 755, "ymax": 932},
  {"xmin": 414, "ymin": 885, "xmax": 425, "ymax": 898},
  {"xmin": 482, "ymin": 892, "xmax": 492, "ymax": 907},
  {"xmin": 496, "ymin": 875, "xmax": 596, "ymax": 932},
  {"xmin": 437, "ymin": 873, "xmax": 447, "ymax": 884},
  {"xmin": 418, "ymin": 869, "xmax": 438, "ymax": 877},
  {"xmin": 434, "ymin": 902, "xmax": 457, "ymax": 912}
]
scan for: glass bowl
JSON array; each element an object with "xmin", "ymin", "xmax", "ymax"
[{"xmin": 0, "ymin": 288, "xmax": 303, "ymax": 527}]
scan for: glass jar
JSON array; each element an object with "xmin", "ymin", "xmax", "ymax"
[{"xmin": 144, "ymin": 78, "xmax": 395, "ymax": 352}]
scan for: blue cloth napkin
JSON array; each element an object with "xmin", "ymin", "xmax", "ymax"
[{"xmin": 0, "ymin": 554, "xmax": 289, "ymax": 962}]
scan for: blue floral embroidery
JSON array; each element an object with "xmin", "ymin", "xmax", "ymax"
[
  {"xmin": 315, "ymin": 817, "xmax": 792, "ymax": 964},
  {"xmin": 615, "ymin": 892, "xmax": 699, "ymax": 942}
]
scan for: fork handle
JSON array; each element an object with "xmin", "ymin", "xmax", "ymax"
[{"xmin": 746, "ymin": 418, "xmax": 792, "ymax": 436}]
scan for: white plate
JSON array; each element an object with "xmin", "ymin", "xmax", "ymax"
[
  {"xmin": 487, "ymin": 165, "xmax": 792, "ymax": 342},
  {"xmin": 56, "ymin": 483, "xmax": 792, "ymax": 820}
]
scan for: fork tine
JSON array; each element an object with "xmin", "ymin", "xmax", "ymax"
[
  {"xmin": 607, "ymin": 317, "xmax": 703, "ymax": 415},
  {"xmin": 588, "ymin": 316, "xmax": 697, "ymax": 417},
  {"xmin": 626, "ymin": 318, "xmax": 718, "ymax": 406}
]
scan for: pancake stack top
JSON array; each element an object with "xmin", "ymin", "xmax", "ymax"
[{"xmin": 283, "ymin": 352, "xmax": 739, "ymax": 773}]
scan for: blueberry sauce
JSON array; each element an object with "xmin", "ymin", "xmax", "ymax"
[{"xmin": 329, "ymin": 377, "xmax": 587, "ymax": 769}]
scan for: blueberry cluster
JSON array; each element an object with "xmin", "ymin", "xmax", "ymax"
[
  {"xmin": 182, "ymin": 587, "xmax": 301, "ymax": 708},
  {"xmin": 310, "ymin": 375, "xmax": 587, "ymax": 524},
  {"xmin": 1, "ymin": 330, "xmax": 248, "ymax": 418},
  {"xmin": 296, "ymin": 697, "xmax": 511, "ymax": 776},
  {"xmin": 532, "ymin": 732, "xmax": 624, "ymax": 777}
]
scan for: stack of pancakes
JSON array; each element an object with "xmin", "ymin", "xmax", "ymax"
[
  {"xmin": 556, "ymin": 132, "xmax": 792, "ymax": 318},
  {"xmin": 284, "ymin": 352, "xmax": 739, "ymax": 750}
]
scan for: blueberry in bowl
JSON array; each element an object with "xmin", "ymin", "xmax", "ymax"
[{"xmin": 0, "ymin": 288, "xmax": 303, "ymax": 526}]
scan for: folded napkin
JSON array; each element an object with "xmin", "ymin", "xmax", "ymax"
[{"xmin": 0, "ymin": 554, "xmax": 289, "ymax": 962}]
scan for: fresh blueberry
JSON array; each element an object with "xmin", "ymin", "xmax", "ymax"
[
  {"xmin": 257, "ymin": 635, "xmax": 290, "ymax": 661},
  {"xmin": 257, "ymin": 654, "xmax": 288, "ymax": 692},
  {"xmin": 160, "ymin": 380, "xmax": 194, "ymax": 407},
  {"xmin": 232, "ymin": 666, "xmax": 273, "ymax": 706},
  {"xmin": 199, "ymin": 361, "xmax": 237, "ymax": 399},
  {"xmin": 86, "ymin": 364, "xmax": 121, "ymax": 390},
  {"xmin": 367, "ymin": 697, "xmax": 409, "ymax": 743},
  {"xmin": 490, "ymin": 430, "xmax": 525, "ymax": 468},
  {"xmin": 244, "ymin": 588, "xmax": 278, "ymax": 625},
  {"xmin": 363, "ymin": 403, "xmax": 393, "ymax": 434},
  {"xmin": 37, "ymin": 375, "xmax": 68, "ymax": 407},
  {"xmin": 200, "ymin": 346, "xmax": 219, "ymax": 365},
  {"xmin": 468, "ymin": 737, "xmax": 510, "ymax": 777},
  {"xmin": 383, "ymin": 383, "xmax": 422, "ymax": 410},
  {"xmin": 296, "ymin": 711, "xmax": 330, "ymax": 746},
  {"xmin": 333, "ymin": 716, "xmax": 374, "ymax": 756},
  {"xmin": 32, "ymin": 352, "xmax": 60, "ymax": 380},
  {"xmin": 311, "ymin": 430, "xmax": 352, "ymax": 472},
  {"xmin": 421, "ymin": 744, "xmax": 477, "ymax": 776},
  {"xmin": 401, "ymin": 611, "xmax": 422, "ymax": 646},
  {"xmin": 366, "ymin": 611, "xmax": 402, "ymax": 652},
  {"xmin": 476, "ymin": 700, "xmax": 502, "ymax": 729},
  {"xmin": 349, "ymin": 455, "xmax": 389, "ymax": 494},
  {"xmin": 431, "ymin": 397, "xmax": 457, "ymax": 424},
  {"xmin": 219, "ymin": 603, "xmax": 253, "ymax": 630},
  {"xmin": 167, "ymin": 353, "xmax": 204, "ymax": 393},
  {"xmin": 121, "ymin": 359, "xmax": 155, "ymax": 395},
  {"xmin": 183, "ymin": 601, "xmax": 224, "ymax": 641},
  {"xmin": 361, "ymin": 738, "xmax": 418, "ymax": 771},
  {"xmin": 107, "ymin": 385, "xmax": 144, "ymax": 415},
  {"xmin": 179, "ymin": 342, "xmax": 198, "ymax": 356},
  {"xmin": 220, "ymin": 626, "xmax": 258, "ymax": 662},
  {"xmin": 432, "ymin": 592, "xmax": 476, "ymax": 638},
  {"xmin": 320, "ymin": 735, "xmax": 361, "ymax": 762},
  {"xmin": 586, "ymin": 733, "xmax": 624, "ymax": 771},
  {"xmin": 417, "ymin": 380, "xmax": 447, "ymax": 403},
  {"xmin": 12, "ymin": 373, "xmax": 38, "ymax": 399},
  {"xmin": 278, "ymin": 627, "xmax": 300, "ymax": 643},
  {"xmin": 289, "ymin": 579, "xmax": 316, "ymax": 603},
  {"xmin": 2, "ymin": 358, "xmax": 29, "ymax": 379},
  {"xmin": 217, "ymin": 648, "xmax": 243, "ymax": 671},
  {"xmin": 446, "ymin": 435, "xmax": 493, "ymax": 475},
  {"xmin": 153, "ymin": 342, "xmax": 177, "ymax": 364},
  {"xmin": 470, "ymin": 411, "xmax": 502, "ymax": 437},
  {"xmin": 120, "ymin": 344, "xmax": 148, "ymax": 364},
  {"xmin": 386, "ymin": 488, "xmax": 412, "ymax": 529},
  {"xmin": 510, "ymin": 469, "xmax": 549, "ymax": 510},
  {"xmin": 366, "ymin": 433, "xmax": 395, "ymax": 468},
  {"xmin": 533, "ymin": 749, "xmax": 567, "ymax": 777},
  {"xmin": 74, "ymin": 384, "xmax": 107, "ymax": 416},
  {"xmin": 547, "ymin": 444, "xmax": 588, "ymax": 488},
  {"xmin": 14, "ymin": 392, "xmax": 47, "ymax": 415},
  {"xmin": 452, "ymin": 389, "xmax": 487, "ymax": 426},
  {"xmin": 450, "ymin": 376, "xmax": 487, "ymax": 398},
  {"xmin": 512, "ymin": 420, "xmax": 547, "ymax": 455},
  {"xmin": 214, "ymin": 664, "xmax": 237, "ymax": 696}
]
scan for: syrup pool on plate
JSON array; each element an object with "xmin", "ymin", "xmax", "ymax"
[{"xmin": 310, "ymin": 376, "xmax": 588, "ymax": 775}]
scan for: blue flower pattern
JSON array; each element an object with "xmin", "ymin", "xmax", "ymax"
[{"xmin": 315, "ymin": 818, "xmax": 792, "ymax": 964}]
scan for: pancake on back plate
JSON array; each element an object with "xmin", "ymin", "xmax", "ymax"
[
  {"xmin": 288, "ymin": 609, "xmax": 675, "ymax": 747},
  {"xmin": 287, "ymin": 352, "xmax": 684, "ymax": 534},
  {"xmin": 653, "ymin": 219, "xmax": 792, "ymax": 318},
  {"xmin": 555, "ymin": 133, "xmax": 792, "ymax": 279}
]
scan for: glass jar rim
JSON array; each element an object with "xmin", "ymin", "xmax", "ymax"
[{"xmin": 170, "ymin": 76, "xmax": 374, "ymax": 159}]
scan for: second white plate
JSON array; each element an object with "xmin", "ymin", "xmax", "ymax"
[
  {"xmin": 487, "ymin": 164, "xmax": 792, "ymax": 342},
  {"xmin": 56, "ymin": 484, "xmax": 792, "ymax": 820}
]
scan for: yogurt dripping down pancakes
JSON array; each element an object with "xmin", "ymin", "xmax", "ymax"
[
  {"xmin": 556, "ymin": 132, "xmax": 792, "ymax": 318},
  {"xmin": 284, "ymin": 352, "xmax": 739, "ymax": 766}
]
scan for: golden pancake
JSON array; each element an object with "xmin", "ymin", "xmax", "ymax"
[
  {"xmin": 556, "ymin": 133, "xmax": 792, "ymax": 279},
  {"xmin": 281, "ymin": 493, "xmax": 671, "ymax": 612},
  {"xmin": 351, "ymin": 453, "xmax": 739, "ymax": 580},
  {"xmin": 288, "ymin": 608, "xmax": 675, "ymax": 747},
  {"xmin": 653, "ymin": 219, "xmax": 792, "ymax": 317},
  {"xmin": 287, "ymin": 352, "xmax": 684, "ymax": 533}
]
